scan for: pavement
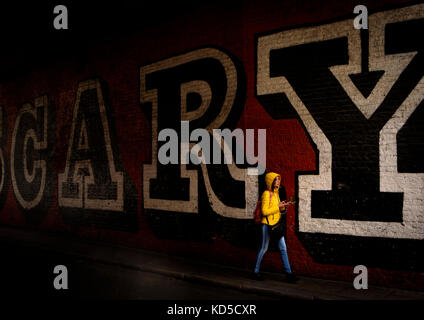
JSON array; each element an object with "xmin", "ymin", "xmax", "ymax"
[{"xmin": 0, "ymin": 224, "xmax": 423, "ymax": 300}]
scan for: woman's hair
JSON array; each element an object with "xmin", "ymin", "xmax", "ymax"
[{"xmin": 271, "ymin": 177, "xmax": 280, "ymax": 190}]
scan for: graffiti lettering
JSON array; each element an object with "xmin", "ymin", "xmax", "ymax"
[
  {"xmin": 141, "ymin": 47, "xmax": 257, "ymax": 222},
  {"xmin": 257, "ymin": 4, "xmax": 424, "ymax": 240},
  {"xmin": 58, "ymin": 79, "xmax": 124, "ymax": 211},
  {"xmin": 10, "ymin": 95, "xmax": 54, "ymax": 222},
  {"xmin": 57, "ymin": 79, "xmax": 137, "ymax": 231}
]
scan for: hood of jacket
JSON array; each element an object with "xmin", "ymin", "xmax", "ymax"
[{"xmin": 265, "ymin": 172, "xmax": 281, "ymax": 191}]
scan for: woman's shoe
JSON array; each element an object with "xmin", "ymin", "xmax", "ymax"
[
  {"xmin": 250, "ymin": 272, "xmax": 264, "ymax": 281},
  {"xmin": 285, "ymin": 273, "xmax": 299, "ymax": 283}
]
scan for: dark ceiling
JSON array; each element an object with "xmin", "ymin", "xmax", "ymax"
[{"xmin": 0, "ymin": 0, "xmax": 240, "ymax": 82}]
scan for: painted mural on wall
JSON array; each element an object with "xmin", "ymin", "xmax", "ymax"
[
  {"xmin": 140, "ymin": 47, "xmax": 263, "ymax": 245},
  {"xmin": 57, "ymin": 79, "xmax": 138, "ymax": 231},
  {"xmin": 257, "ymin": 4, "xmax": 424, "ymax": 269},
  {"xmin": 10, "ymin": 96, "xmax": 56, "ymax": 224},
  {"xmin": 0, "ymin": 3, "xmax": 422, "ymax": 276}
]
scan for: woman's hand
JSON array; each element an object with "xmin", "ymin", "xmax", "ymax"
[{"xmin": 278, "ymin": 202, "xmax": 286, "ymax": 209}]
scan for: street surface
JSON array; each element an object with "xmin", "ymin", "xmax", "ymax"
[{"xmin": 0, "ymin": 240, "xmax": 274, "ymax": 300}]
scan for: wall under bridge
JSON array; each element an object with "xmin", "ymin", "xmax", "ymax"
[{"xmin": 0, "ymin": 0, "xmax": 422, "ymax": 291}]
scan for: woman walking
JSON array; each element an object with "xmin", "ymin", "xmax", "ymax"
[{"xmin": 251, "ymin": 172, "xmax": 299, "ymax": 283}]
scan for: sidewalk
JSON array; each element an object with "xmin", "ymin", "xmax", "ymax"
[{"xmin": 0, "ymin": 225, "xmax": 422, "ymax": 300}]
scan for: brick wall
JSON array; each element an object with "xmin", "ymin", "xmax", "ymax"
[{"xmin": 0, "ymin": 0, "xmax": 423, "ymax": 291}]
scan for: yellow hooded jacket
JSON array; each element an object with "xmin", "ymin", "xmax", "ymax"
[{"xmin": 261, "ymin": 172, "xmax": 283, "ymax": 225}]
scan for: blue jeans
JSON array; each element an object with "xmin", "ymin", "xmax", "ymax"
[{"xmin": 254, "ymin": 223, "xmax": 292, "ymax": 274}]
